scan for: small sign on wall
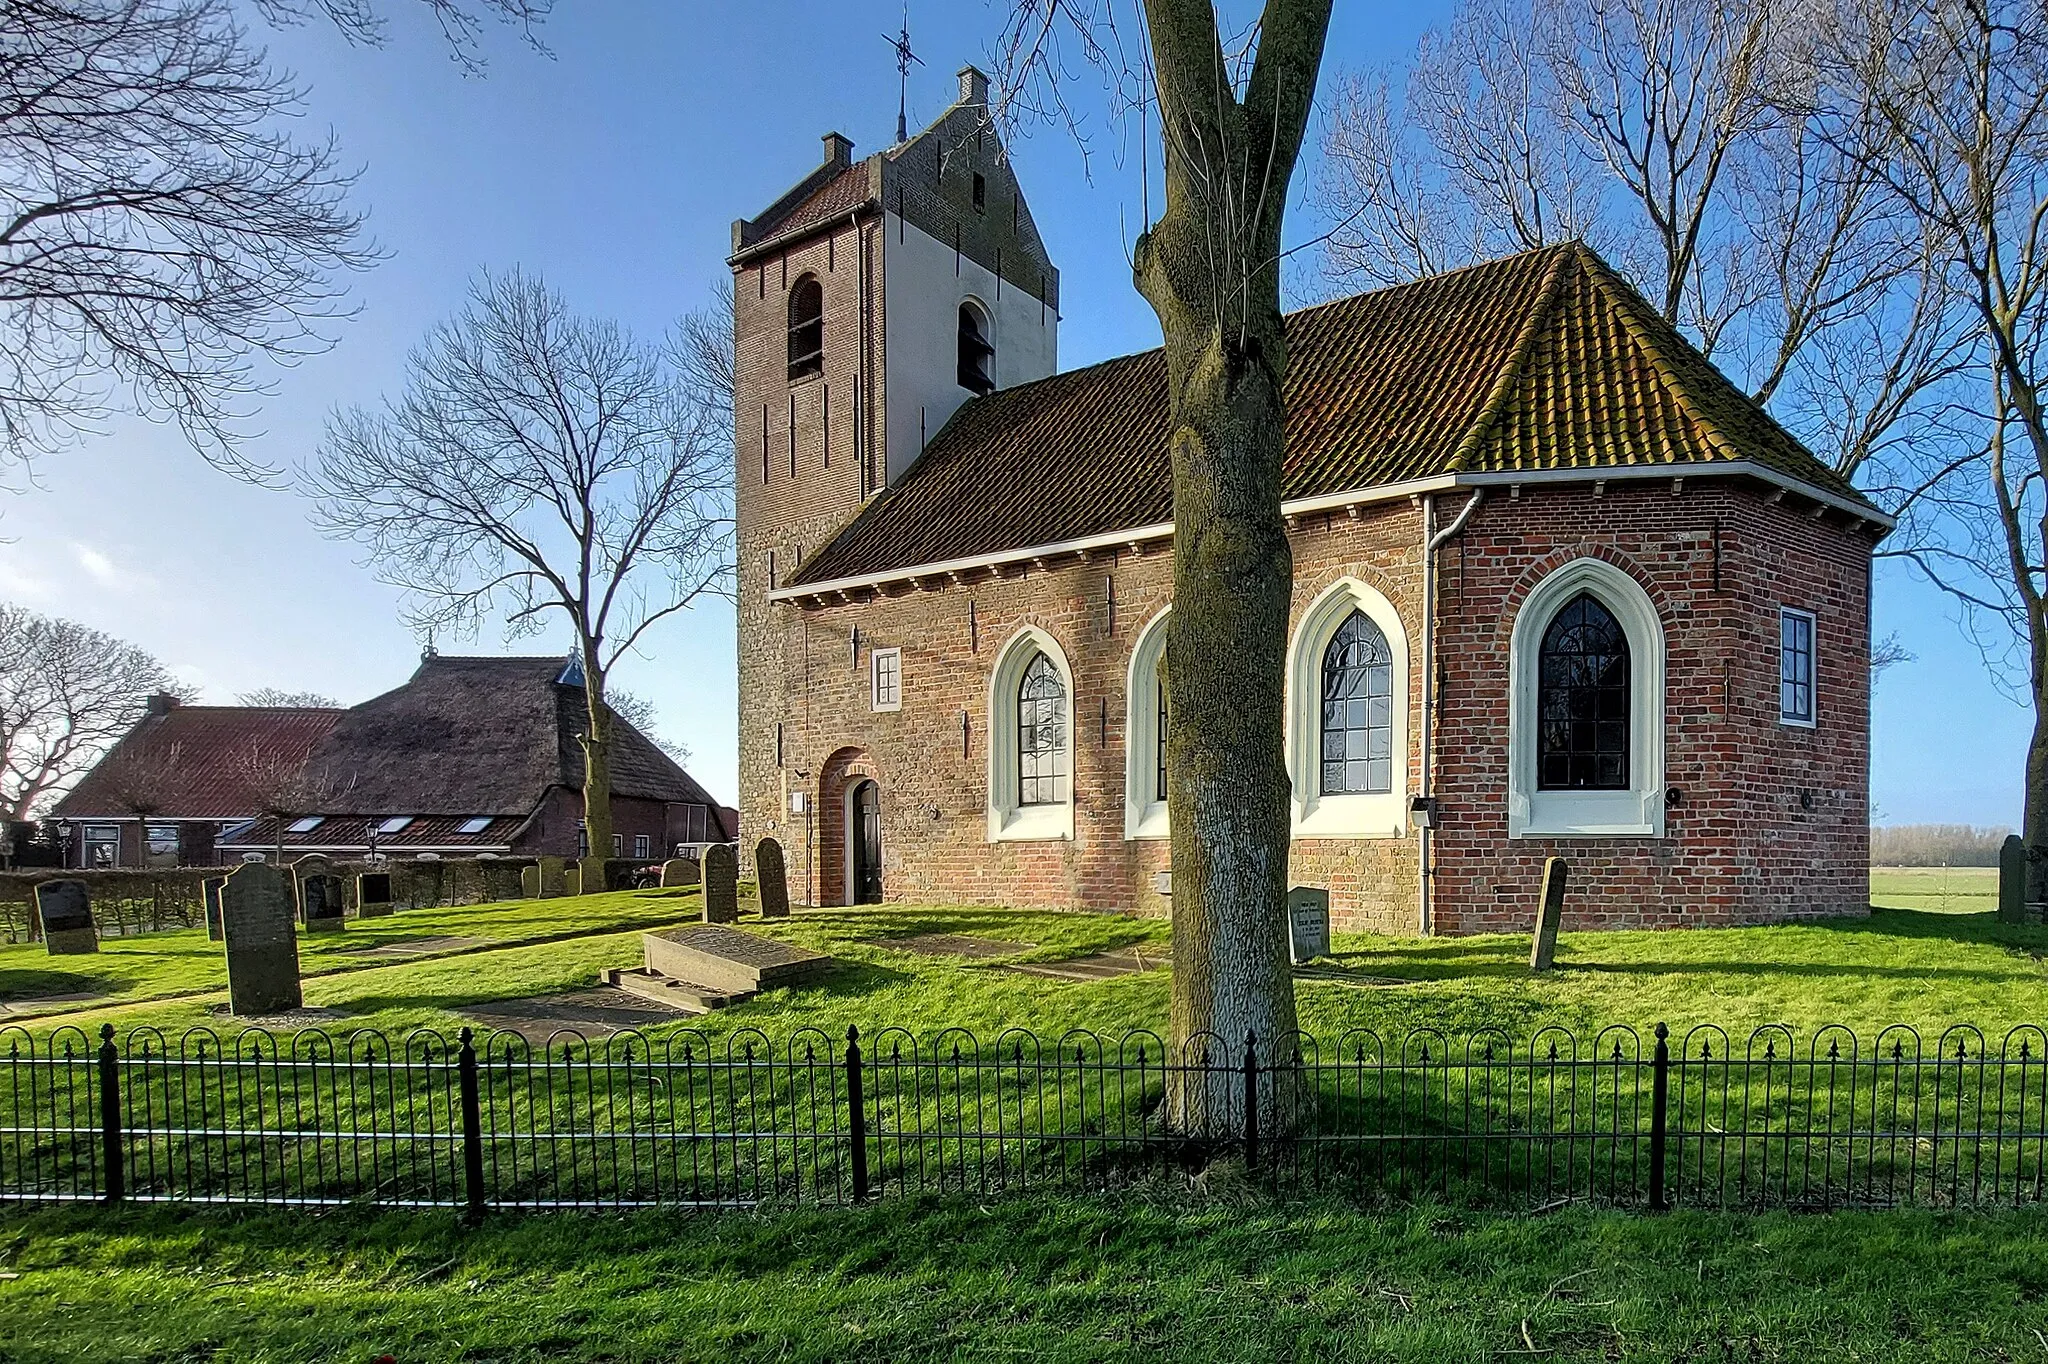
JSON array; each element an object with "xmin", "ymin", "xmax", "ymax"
[
  {"xmin": 788, "ymin": 791, "xmax": 808, "ymax": 815},
  {"xmin": 1287, "ymin": 886, "xmax": 1331, "ymax": 965}
]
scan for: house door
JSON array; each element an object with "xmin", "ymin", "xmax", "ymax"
[{"xmin": 850, "ymin": 780, "xmax": 883, "ymax": 904}]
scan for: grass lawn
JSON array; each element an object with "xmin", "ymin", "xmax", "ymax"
[
  {"xmin": 2, "ymin": 1197, "xmax": 2046, "ymax": 1362},
  {"xmin": 0, "ymin": 867, "xmax": 2040, "ymax": 1048}
]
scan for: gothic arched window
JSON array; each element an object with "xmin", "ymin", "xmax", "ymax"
[
  {"xmin": 958, "ymin": 302, "xmax": 994, "ymax": 394},
  {"xmin": 1017, "ymin": 652, "xmax": 1068, "ymax": 806},
  {"xmin": 1537, "ymin": 592, "xmax": 1631, "ymax": 790},
  {"xmin": 787, "ymin": 275, "xmax": 824, "ymax": 381},
  {"xmin": 1319, "ymin": 610, "xmax": 1394, "ymax": 795}
]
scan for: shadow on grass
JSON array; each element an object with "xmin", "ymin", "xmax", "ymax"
[{"xmin": 0, "ymin": 968, "xmax": 110, "ymax": 1000}]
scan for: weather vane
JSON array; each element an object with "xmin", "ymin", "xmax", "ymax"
[{"xmin": 886, "ymin": 7, "xmax": 923, "ymax": 145}]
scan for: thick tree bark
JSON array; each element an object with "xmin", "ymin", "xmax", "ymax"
[
  {"xmin": 580, "ymin": 649, "xmax": 614, "ymax": 869},
  {"xmin": 1138, "ymin": 0, "xmax": 1332, "ymax": 1134}
]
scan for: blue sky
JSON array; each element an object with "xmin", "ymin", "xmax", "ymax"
[{"xmin": 0, "ymin": 0, "xmax": 2024, "ymax": 824}]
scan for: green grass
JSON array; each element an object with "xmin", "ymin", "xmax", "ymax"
[
  {"xmin": 6, "ymin": 868, "xmax": 2044, "ymax": 1048},
  {"xmin": 3, "ymin": 1197, "xmax": 2047, "ymax": 1362}
]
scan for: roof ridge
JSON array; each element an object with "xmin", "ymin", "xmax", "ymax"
[{"xmin": 1446, "ymin": 245, "xmax": 1575, "ymax": 473}]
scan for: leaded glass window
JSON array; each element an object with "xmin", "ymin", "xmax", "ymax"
[
  {"xmin": 1537, "ymin": 592, "xmax": 1630, "ymax": 790},
  {"xmin": 1779, "ymin": 608, "xmax": 1815, "ymax": 724},
  {"xmin": 1320, "ymin": 610, "xmax": 1394, "ymax": 795},
  {"xmin": 1017, "ymin": 652, "xmax": 1068, "ymax": 806}
]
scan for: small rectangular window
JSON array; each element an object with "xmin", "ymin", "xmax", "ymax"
[
  {"xmin": 145, "ymin": 824, "xmax": 180, "ymax": 868},
  {"xmin": 456, "ymin": 817, "xmax": 492, "ymax": 835},
  {"xmin": 872, "ymin": 647, "xmax": 902, "ymax": 711},
  {"xmin": 83, "ymin": 824, "xmax": 121, "ymax": 868},
  {"xmin": 612, "ymin": 833, "xmax": 624, "ymax": 857},
  {"xmin": 286, "ymin": 816, "xmax": 324, "ymax": 834},
  {"xmin": 376, "ymin": 816, "xmax": 413, "ymax": 835},
  {"xmin": 634, "ymin": 834, "xmax": 651, "ymax": 859},
  {"xmin": 1779, "ymin": 607, "xmax": 1817, "ymax": 726}
]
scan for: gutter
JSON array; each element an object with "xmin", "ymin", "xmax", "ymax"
[{"xmin": 1417, "ymin": 489, "xmax": 1485, "ymax": 938}]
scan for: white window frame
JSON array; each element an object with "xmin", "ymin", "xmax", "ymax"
[
  {"xmin": 286, "ymin": 816, "xmax": 324, "ymax": 834},
  {"xmin": 1778, "ymin": 606, "xmax": 1817, "ymax": 728},
  {"xmin": 871, "ymin": 646, "xmax": 902, "ymax": 712},
  {"xmin": 456, "ymin": 817, "xmax": 491, "ymax": 835},
  {"xmin": 634, "ymin": 834, "xmax": 652, "ymax": 859},
  {"xmin": 375, "ymin": 816, "xmax": 413, "ymax": 835},
  {"xmin": 986, "ymin": 626, "xmax": 1075, "ymax": 842},
  {"xmin": 1285, "ymin": 577, "xmax": 1411, "ymax": 839},
  {"xmin": 1508, "ymin": 557, "xmax": 1667, "ymax": 839},
  {"xmin": 1123, "ymin": 606, "xmax": 1172, "ymax": 840}
]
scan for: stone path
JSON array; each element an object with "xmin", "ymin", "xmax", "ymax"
[
  {"xmin": 462, "ymin": 987, "xmax": 693, "ymax": 1044},
  {"xmin": 882, "ymin": 933, "xmax": 1036, "ymax": 959},
  {"xmin": 341, "ymin": 935, "xmax": 488, "ymax": 959},
  {"xmin": 0, "ymin": 991, "xmax": 108, "ymax": 1017},
  {"xmin": 1007, "ymin": 945, "xmax": 1170, "ymax": 982}
]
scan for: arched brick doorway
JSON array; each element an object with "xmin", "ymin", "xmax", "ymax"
[{"xmin": 818, "ymin": 747, "xmax": 880, "ymax": 907}]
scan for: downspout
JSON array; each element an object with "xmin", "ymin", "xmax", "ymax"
[{"xmin": 1419, "ymin": 487, "xmax": 1485, "ymax": 936}]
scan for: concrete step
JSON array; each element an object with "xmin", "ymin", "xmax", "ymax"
[{"xmin": 602, "ymin": 967, "xmax": 756, "ymax": 1014}]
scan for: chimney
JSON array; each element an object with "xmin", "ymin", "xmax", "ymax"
[
  {"xmin": 145, "ymin": 693, "xmax": 178, "ymax": 717},
  {"xmin": 822, "ymin": 132, "xmax": 854, "ymax": 170},
  {"xmin": 958, "ymin": 66, "xmax": 989, "ymax": 107}
]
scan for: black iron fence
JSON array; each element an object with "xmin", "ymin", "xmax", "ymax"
[{"xmin": 4, "ymin": 1021, "xmax": 2047, "ymax": 1213}]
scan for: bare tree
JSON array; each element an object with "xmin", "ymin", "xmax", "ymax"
[
  {"xmin": 0, "ymin": 605, "xmax": 192, "ymax": 818},
  {"xmin": 253, "ymin": 0, "xmax": 552, "ymax": 74},
  {"xmin": 306, "ymin": 268, "xmax": 733, "ymax": 865},
  {"xmin": 236, "ymin": 687, "xmax": 341, "ymax": 708},
  {"xmin": 1817, "ymin": 0, "xmax": 2048, "ymax": 905},
  {"xmin": 0, "ymin": 0, "xmax": 379, "ymax": 478},
  {"xmin": 1314, "ymin": 0, "xmax": 1960, "ymax": 484},
  {"xmin": 230, "ymin": 734, "xmax": 355, "ymax": 863},
  {"xmin": 608, "ymin": 689, "xmax": 691, "ymax": 765},
  {"xmin": 993, "ymin": 0, "xmax": 1335, "ymax": 1127}
]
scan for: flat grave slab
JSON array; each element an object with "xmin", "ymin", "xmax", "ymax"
[
  {"xmin": 464, "ymin": 987, "xmax": 694, "ymax": 1043},
  {"xmin": 1007, "ymin": 945, "xmax": 1170, "ymax": 982},
  {"xmin": 340, "ymin": 935, "xmax": 488, "ymax": 959},
  {"xmin": 881, "ymin": 933, "xmax": 1037, "ymax": 960},
  {"xmin": 0, "ymin": 990, "xmax": 109, "ymax": 1017},
  {"xmin": 642, "ymin": 925, "xmax": 835, "ymax": 996}
]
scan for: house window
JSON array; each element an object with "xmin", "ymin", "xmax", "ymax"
[
  {"xmin": 457, "ymin": 817, "xmax": 492, "ymax": 835},
  {"xmin": 1780, "ymin": 607, "xmax": 1817, "ymax": 726},
  {"xmin": 872, "ymin": 647, "xmax": 902, "ymax": 712},
  {"xmin": 83, "ymin": 824, "xmax": 120, "ymax": 868},
  {"xmin": 1537, "ymin": 593, "xmax": 1632, "ymax": 791},
  {"xmin": 612, "ymin": 833, "xmax": 624, "ymax": 857},
  {"xmin": 145, "ymin": 824, "xmax": 179, "ymax": 868},
  {"xmin": 287, "ymin": 816, "xmax": 324, "ymax": 834},
  {"xmin": 634, "ymin": 834, "xmax": 651, "ymax": 859},
  {"xmin": 957, "ymin": 302, "xmax": 994, "ymax": 394},
  {"xmin": 1320, "ymin": 611, "xmax": 1395, "ymax": 796},
  {"xmin": 1123, "ymin": 606, "xmax": 1171, "ymax": 840},
  {"xmin": 1018, "ymin": 654, "xmax": 1068, "ymax": 806},
  {"xmin": 787, "ymin": 275, "xmax": 824, "ymax": 381},
  {"xmin": 987, "ymin": 628, "xmax": 1075, "ymax": 842},
  {"xmin": 375, "ymin": 816, "xmax": 413, "ymax": 835},
  {"xmin": 1286, "ymin": 579, "xmax": 1410, "ymax": 839},
  {"xmin": 1508, "ymin": 558, "xmax": 1666, "ymax": 839}
]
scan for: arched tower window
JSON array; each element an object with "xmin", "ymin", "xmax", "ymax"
[
  {"xmin": 1536, "ymin": 592, "xmax": 1631, "ymax": 790},
  {"xmin": 957, "ymin": 302, "xmax": 994, "ymax": 394},
  {"xmin": 787, "ymin": 275, "xmax": 823, "ymax": 382},
  {"xmin": 1123, "ymin": 606, "xmax": 1171, "ymax": 839},
  {"xmin": 1016, "ymin": 652, "xmax": 1068, "ymax": 806},
  {"xmin": 1319, "ymin": 610, "xmax": 1394, "ymax": 795}
]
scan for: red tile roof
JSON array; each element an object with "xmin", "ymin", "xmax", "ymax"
[
  {"xmin": 217, "ymin": 813, "xmax": 517, "ymax": 852},
  {"xmin": 52, "ymin": 705, "xmax": 342, "ymax": 820},
  {"xmin": 788, "ymin": 244, "xmax": 1873, "ymax": 588}
]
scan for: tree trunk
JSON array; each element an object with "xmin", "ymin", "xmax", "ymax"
[
  {"xmin": 580, "ymin": 652, "xmax": 614, "ymax": 870},
  {"xmin": 1138, "ymin": 0, "xmax": 1332, "ymax": 1136}
]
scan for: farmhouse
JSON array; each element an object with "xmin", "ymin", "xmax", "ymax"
[{"xmin": 735, "ymin": 68, "xmax": 1884, "ymax": 934}]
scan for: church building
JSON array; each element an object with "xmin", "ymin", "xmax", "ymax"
[{"xmin": 733, "ymin": 67, "xmax": 1882, "ymax": 935}]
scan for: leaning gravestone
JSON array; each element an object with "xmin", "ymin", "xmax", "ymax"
[
  {"xmin": 222, "ymin": 862, "xmax": 302, "ymax": 1015},
  {"xmin": 293, "ymin": 856, "xmax": 346, "ymax": 934},
  {"xmin": 2000, "ymin": 836, "xmax": 2028, "ymax": 924},
  {"xmin": 357, "ymin": 872, "xmax": 394, "ymax": 919},
  {"xmin": 659, "ymin": 857, "xmax": 698, "ymax": 889},
  {"xmin": 520, "ymin": 864, "xmax": 540, "ymax": 899},
  {"xmin": 702, "ymin": 844, "xmax": 740, "ymax": 924},
  {"xmin": 537, "ymin": 855, "xmax": 568, "ymax": 898},
  {"xmin": 202, "ymin": 875, "xmax": 228, "ymax": 942},
  {"xmin": 756, "ymin": 838, "xmax": 790, "ymax": 919},
  {"xmin": 1286, "ymin": 886, "xmax": 1330, "ymax": 965},
  {"xmin": 563, "ymin": 865, "xmax": 582, "ymax": 897},
  {"xmin": 1530, "ymin": 857, "xmax": 1569, "ymax": 973},
  {"xmin": 35, "ymin": 880, "xmax": 97, "ymax": 955}
]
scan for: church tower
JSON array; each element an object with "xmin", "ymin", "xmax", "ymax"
[{"xmin": 730, "ymin": 66, "xmax": 1059, "ymax": 866}]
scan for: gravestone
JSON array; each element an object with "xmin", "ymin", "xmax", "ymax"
[
  {"xmin": 1286, "ymin": 886, "xmax": 1330, "ymax": 965},
  {"xmin": 756, "ymin": 838, "xmax": 790, "ymax": 918},
  {"xmin": 702, "ymin": 844, "xmax": 739, "ymax": 924},
  {"xmin": 564, "ymin": 865, "xmax": 582, "ymax": 897},
  {"xmin": 34, "ymin": 880, "xmax": 96, "ymax": 955},
  {"xmin": 659, "ymin": 857, "xmax": 698, "ymax": 889},
  {"xmin": 537, "ymin": 855, "xmax": 568, "ymax": 898},
  {"xmin": 357, "ymin": 872, "xmax": 394, "ymax": 919},
  {"xmin": 202, "ymin": 875, "xmax": 227, "ymax": 941},
  {"xmin": 293, "ymin": 856, "xmax": 345, "ymax": 934},
  {"xmin": 520, "ymin": 864, "xmax": 540, "ymax": 899},
  {"xmin": 1530, "ymin": 857, "xmax": 1569, "ymax": 973},
  {"xmin": 2000, "ymin": 836, "xmax": 2028, "ymax": 924},
  {"xmin": 221, "ymin": 862, "xmax": 302, "ymax": 1015}
]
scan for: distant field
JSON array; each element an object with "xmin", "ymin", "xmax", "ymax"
[{"xmin": 1870, "ymin": 865, "xmax": 1997, "ymax": 915}]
